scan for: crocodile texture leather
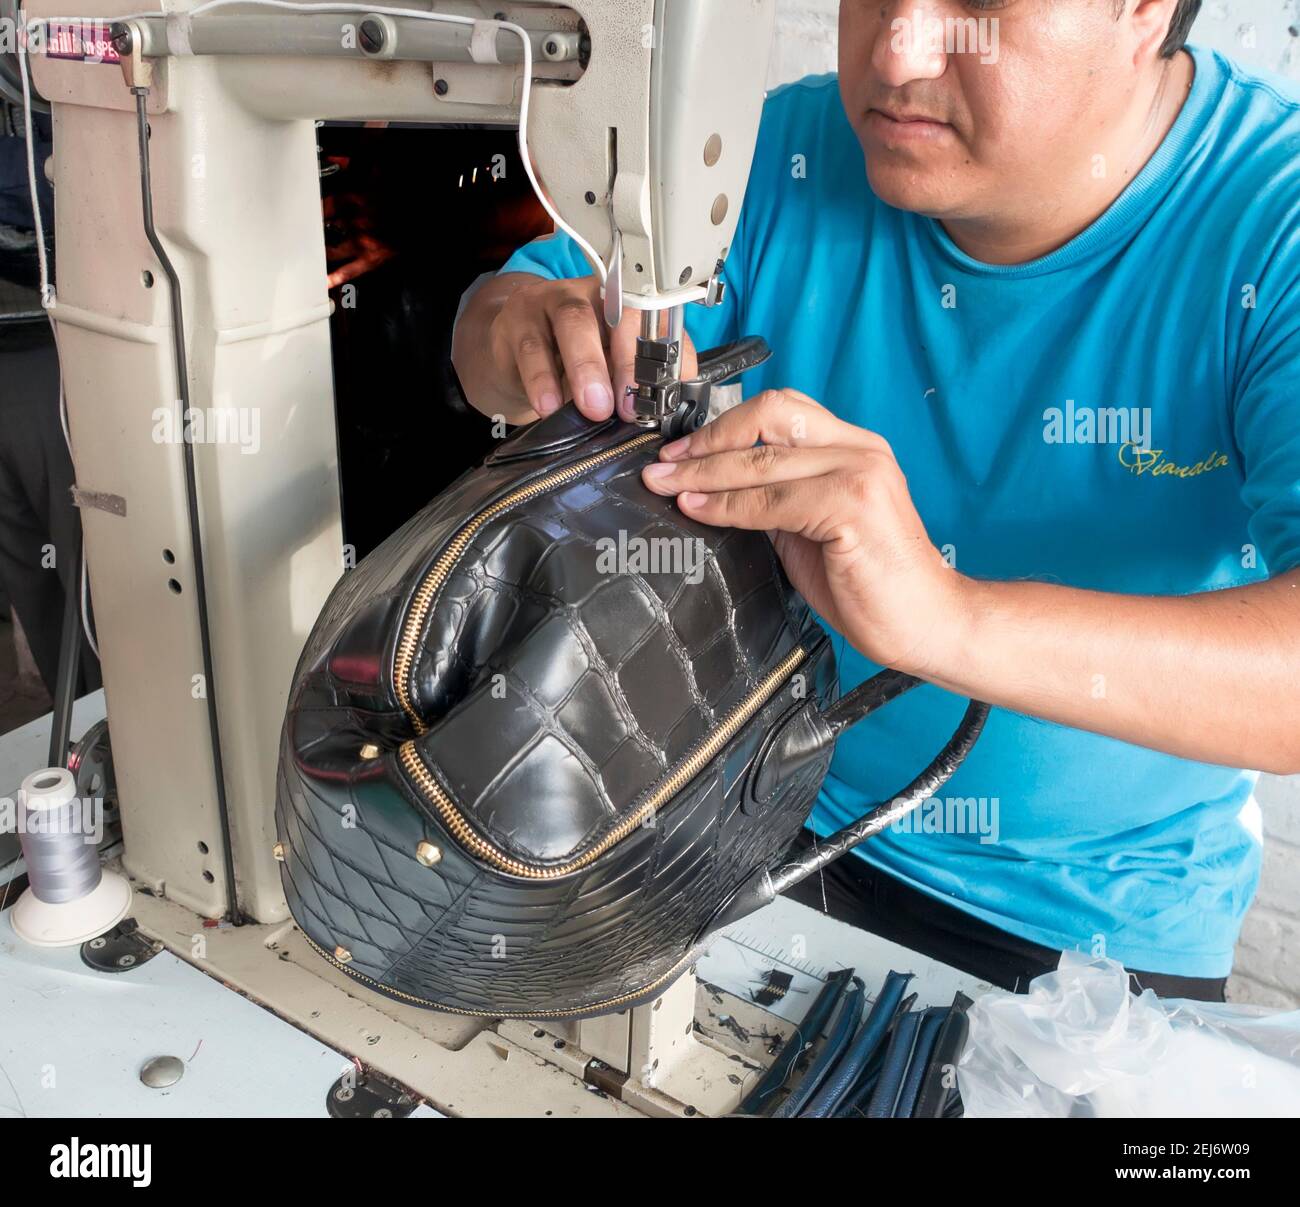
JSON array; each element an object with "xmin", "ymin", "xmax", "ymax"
[{"xmin": 276, "ymin": 404, "xmax": 841, "ymax": 1018}]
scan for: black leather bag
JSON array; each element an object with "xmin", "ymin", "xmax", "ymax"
[{"xmin": 275, "ymin": 342, "xmax": 989, "ymax": 1020}]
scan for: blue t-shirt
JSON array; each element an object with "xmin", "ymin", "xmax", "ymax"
[{"xmin": 500, "ymin": 45, "xmax": 1300, "ymax": 978}]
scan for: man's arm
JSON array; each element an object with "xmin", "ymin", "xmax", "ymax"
[
  {"xmin": 641, "ymin": 389, "xmax": 1300, "ymax": 775},
  {"xmin": 925, "ymin": 572, "xmax": 1300, "ymax": 775}
]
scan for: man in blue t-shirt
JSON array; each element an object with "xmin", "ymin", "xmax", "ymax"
[{"xmin": 452, "ymin": 0, "xmax": 1300, "ymax": 1000}]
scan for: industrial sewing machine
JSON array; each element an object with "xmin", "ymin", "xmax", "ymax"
[{"xmin": 16, "ymin": 0, "xmax": 783, "ymax": 1116}]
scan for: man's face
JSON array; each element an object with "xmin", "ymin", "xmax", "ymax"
[{"xmin": 838, "ymin": 0, "xmax": 1139, "ymax": 221}]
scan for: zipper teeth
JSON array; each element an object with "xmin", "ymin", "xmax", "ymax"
[
  {"xmin": 301, "ymin": 930, "xmax": 695, "ymax": 1018},
  {"xmin": 399, "ymin": 642, "xmax": 808, "ymax": 879},
  {"xmin": 393, "ymin": 431, "xmax": 661, "ymax": 736}
]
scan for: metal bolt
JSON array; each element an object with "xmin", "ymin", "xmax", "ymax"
[
  {"xmin": 109, "ymin": 23, "xmax": 132, "ymax": 55},
  {"xmin": 116, "ymin": 954, "xmax": 136, "ymax": 968},
  {"xmin": 373, "ymin": 1108, "xmax": 393, "ymax": 1118},
  {"xmin": 585, "ymin": 191, "xmax": 597, "ymax": 205},
  {"xmin": 335, "ymin": 1085, "xmax": 354, "ymax": 1102},
  {"xmin": 358, "ymin": 18, "xmax": 386, "ymax": 55},
  {"xmin": 415, "ymin": 841, "xmax": 442, "ymax": 867},
  {"xmin": 140, "ymin": 1055, "xmax": 185, "ymax": 1089},
  {"xmin": 88, "ymin": 937, "xmax": 107, "ymax": 950},
  {"xmin": 434, "ymin": 79, "xmax": 450, "ymax": 96}
]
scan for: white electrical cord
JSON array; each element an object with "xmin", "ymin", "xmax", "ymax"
[
  {"xmin": 17, "ymin": 36, "xmax": 100, "ymax": 660},
  {"xmin": 16, "ymin": 24, "xmax": 50, "ymax": 300}
]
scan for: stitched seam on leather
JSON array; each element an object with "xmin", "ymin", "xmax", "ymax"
[
  {"xmin": 376, "ymin": 866, "xmax": 484, "ymax": 990},
  {"xmin": 288, "ymin": 771, "xmax": 439, "ymax": 945}
]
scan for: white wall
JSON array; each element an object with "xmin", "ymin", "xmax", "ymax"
[{"xmin": 767, "ymin": 0, "xmax": 1300, "ymax": 1007}]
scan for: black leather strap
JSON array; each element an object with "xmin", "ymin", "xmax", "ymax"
[
  {"xmin": 691, "ymin": 335, "xmax": 773, "ymax": 387},
  {"xmin": 771, "ymin": 976, "xmax": 865, "ymax": 1118},
  {"xmin": 716, "ymin": 683, "xmax": 990, "ymax": 930},
  {"xmin": 765, "ymin": 697, "xmax": 991, "ymax": 896},
  {"xmin": 822, "ymin": 667, "xmax": 922, "ymax": 734},
  {"xmin": 734, "ymin": 967, "xmax": 855, "ymax": 1116}
]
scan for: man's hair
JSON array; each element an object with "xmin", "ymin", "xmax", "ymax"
[
  {"xmin": 1114, "ymin": 0, "xmax": 1202, "ymax": 58},
  {"xmin": 1160, "ymin": 0, "xmax": 1202, "ymax": 57}
]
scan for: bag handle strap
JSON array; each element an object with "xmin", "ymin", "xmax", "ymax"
[{"xmin": 711, "ymin": 670, "xmax": 990, "ymax": 930}]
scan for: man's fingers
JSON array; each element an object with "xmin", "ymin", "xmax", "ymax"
[
  {"xmin": 660, "ymin": 389, "xmax": 877, "ymax": 460},
  {"xmin": 511, "ymin": 325, "xmax": 565, "ymax": 418},
  {"xmin": 642, "ymin": 444, "xmax": 853, "ymax": 496},
  {"xmin": 675, "ymin": 475, "xmax": 841, "ymax": 537},
  {"xmin": 549, "ymin": 295, "xmax": 615, "ymax": 420}
]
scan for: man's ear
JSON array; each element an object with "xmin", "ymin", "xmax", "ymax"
[{"xmin": 1126, "ymin": 0, "xmax": 1184, "ymax": 64}]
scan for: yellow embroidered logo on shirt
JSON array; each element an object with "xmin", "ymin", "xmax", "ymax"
[{"xmin": 1118, "ymin": 442, "xmax": 1230, "ymax": 480}]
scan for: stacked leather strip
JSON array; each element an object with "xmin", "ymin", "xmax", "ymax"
[{"xmin": 735, "ymin": 969, "xmax": 972, "ymax": 1118}]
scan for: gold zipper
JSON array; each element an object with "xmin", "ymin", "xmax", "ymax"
[
  {"xmin": 302, "ymin": 930, "xmax": 698, "ymax": 1018},
  {"xmin": 393, "ymin": 431, "xmax": 662, "ymax": 736},
  {"xmin": 399, "ymin": 642, "xmax": 808, "ymax": 879}
]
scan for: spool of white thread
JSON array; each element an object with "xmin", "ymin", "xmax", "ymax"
[{"xmin": 9, "ymin": 767, "xmax": 131, "ymax": 947}]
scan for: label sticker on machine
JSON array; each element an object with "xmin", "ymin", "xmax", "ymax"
[{"xmin": 42, "ymin": 22, "xmax": 122, "ymax": 63}]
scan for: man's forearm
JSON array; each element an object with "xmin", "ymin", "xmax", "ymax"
[
  {"xmin": 924, "ymin": 570, "xmax": 1300, "ymax": 774},
  {"xmin": 451, "ymin": 272, "xmax": 537, "ymax": 426}
]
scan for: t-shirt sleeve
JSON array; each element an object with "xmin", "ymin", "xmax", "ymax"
[
  {"xmin": 1233, "ymin": 240, "xmax": 1300, "ymax": 577},
  {"xmin": 499, "ymin": 230, "xmax": 595, "ymax": 281}
]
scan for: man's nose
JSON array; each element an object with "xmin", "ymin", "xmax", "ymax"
[{"xmin": 871, "ymin": 2, "xmax": 948, "ymax": 87}]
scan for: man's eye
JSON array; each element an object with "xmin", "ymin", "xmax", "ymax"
[{"xmin": 965, "ymin": 0, "xmax": 1011, "ymax": 9}]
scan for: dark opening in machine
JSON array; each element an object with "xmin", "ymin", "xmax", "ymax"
[{"xmin": 319, "ymin": 124, "xmax": 550, "ymax": 561}]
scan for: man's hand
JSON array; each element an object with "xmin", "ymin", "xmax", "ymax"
[
  {"xmin": 643, "ymin": 387, "xmax": 1300, "ymax": 773},
  {"xmin": 454, "ymin": 272, "xmax": 698, "ymax": 426},
  {"xmin": 641, "ymin": 388, "xmax": 966, "ymax": 677}
]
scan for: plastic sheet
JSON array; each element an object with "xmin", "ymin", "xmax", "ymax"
[{"xmin": 957, "ymin": 951, "xmax": 1300, "ymax": 1117}]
